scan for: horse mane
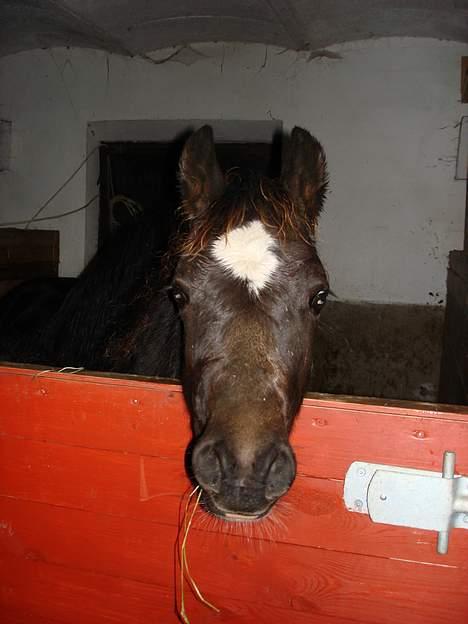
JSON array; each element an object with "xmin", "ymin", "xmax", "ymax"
[
  {"xmin": 25, "ymin": 214, "xmax": 180, "ymax": 374},
  {"xmin": 176, "ymin": 171, "xmax": 323, "ymax": 261}
]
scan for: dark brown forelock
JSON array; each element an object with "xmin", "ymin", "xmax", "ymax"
[{"xmin": 176, "ymin": 172, "xmax": 319, "ymax": 260}]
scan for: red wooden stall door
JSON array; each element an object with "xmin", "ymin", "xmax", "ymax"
[{"xmin": 1, "ymin": 365, "xmax": 467, "ymax": 624}]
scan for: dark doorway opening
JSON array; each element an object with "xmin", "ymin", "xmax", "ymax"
[{"xmin": 98, "ymin": 138, "xmax": 281, "ymax": 251}]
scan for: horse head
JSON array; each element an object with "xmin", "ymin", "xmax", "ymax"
[{"xmin": 174, "ymin": 125, "xmax": 329, "ymax": 520}]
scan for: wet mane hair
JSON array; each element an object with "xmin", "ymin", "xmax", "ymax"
[{"xmin": 176, "ymin": 169, "xmax": 328, "ymax": 261}]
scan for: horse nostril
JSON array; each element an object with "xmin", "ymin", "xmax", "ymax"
[
  {"xmin": 265, "ymin": 443, "xmax": 296, "ymax": 501},
  {"xmin": 191, "ymin": 439, "xmax": 222, "ymax": 494}
]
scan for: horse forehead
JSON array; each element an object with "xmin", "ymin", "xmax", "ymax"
[{"xmin": 211, "ymin": 220, "xmax": 280, "ymax": 295}]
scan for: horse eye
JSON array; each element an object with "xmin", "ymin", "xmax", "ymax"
[
  {"xmin": 170, "ymin": 286, "xmax": 189, "ymax": 309},
  {"xmin": 309, "ymin": 289, "xmax": 328, "ymax": 314}
]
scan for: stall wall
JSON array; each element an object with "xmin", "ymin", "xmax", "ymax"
[
  {"xmin": 0, "ymin": 37, "xmax": 466, "ymax": 304},
  {"xmin": 1, "ymin": 365, "xmax": 468, "ymax": 623}
]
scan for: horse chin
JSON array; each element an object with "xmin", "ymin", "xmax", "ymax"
[{"xmin": 202, "ymin": 492, "xmax": 274, "ymax": 523}]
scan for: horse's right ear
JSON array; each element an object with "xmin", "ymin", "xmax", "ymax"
[
  {"xmin": 179, "ymin": 126, "xmax": 225, "ymax": 218},
  {"xmin": 281, "ymin": 127, "xmax": 328, "ymax": 226}
]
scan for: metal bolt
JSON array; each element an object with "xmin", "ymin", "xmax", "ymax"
[
  {"xmin": 442, "ymin": 451, "xmax": 456, "ymax": 479},
  {"xmin": 354, "ymin": 499, "xmax": 363, "ymax": 509},
  {"xmin": 437, "ymin": 531, "xmax": 449, "ymax": 555},
  {"xmin": 358, "ymin": 467, "xmax": 366, "ymax": 477}
]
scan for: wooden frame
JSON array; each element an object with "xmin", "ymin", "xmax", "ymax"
[
  {"xmin": 462, "ymin": 57, "xmax": 468, "ymax": 104},
  {"xmin": 0, "ymin": 229, "xmax": 59, "ymax": 281},
  {"xmin": 1, "ymin": 364, "xmax": 467, "ymax": 623}
]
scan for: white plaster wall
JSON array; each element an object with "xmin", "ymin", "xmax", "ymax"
[{"xmin": 0, "ymin": 38, "xmax": 466, "ymax": 304}]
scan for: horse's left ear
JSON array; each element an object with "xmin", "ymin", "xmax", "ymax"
[
  {"xmin": 281, "ymin": 127, "xmax": 328, "ymax": 224},
  {"xmin": 179, "ymin": 125, "xmax": 225, "ymax": 218}
]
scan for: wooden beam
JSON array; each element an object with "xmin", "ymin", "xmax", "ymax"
[
  {"xmin": 462, "ymin": 57, "xmax": 468, "ymax": 103},
  {"xmin": 0, "ymin": 228, "xmax": 59, "ymax": 280}
]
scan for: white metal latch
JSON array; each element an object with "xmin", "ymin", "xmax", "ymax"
[{"xmin": 344, "ymin": 451, "xmax": 468, "ymax": 554}]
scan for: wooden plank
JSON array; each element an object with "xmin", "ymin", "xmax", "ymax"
[
  {"xmin": 0, "ymin": 505, "xmax": 467, "ymax": 624},
  {"xmin": 1, "ymin": 494, "xmax": 467, "ymax": 582},
  {"xmin": 0, "ymin": 228, "xmax": 59, "ymax": 262},
  {"xmin": 0, "ymin": 262, "xmax": 58, "ymax": 280},
  {"xmin": 465, "ymin": 177, "xmax": 467, "ymax": 252},
  {"xmin": 0, "ymin": 553, "xmax": 367, "ymax": 624},
  {"xmin": 1, "ymin": 366, "xmax": 468, "ymax": 623},
  {"xmin": 0, "ymin": 367, "xmax": 190, "ymax": 457},
  {"xmin": 0, "ymin": 229, "xmax": 59, "ymax": 279},
  {"xmin": 2, "ymin": 611, "xmax": 65, "ymax": 624},
  {"xmin": 462, "ymin": 56, "xmax": 468, "ymax": 103},
  {"xmin": 0, "ymin": 436, "xmax": 184, "ymax": 524},
  {"xmin": 439, "ymin": 250, "xmax": 468, "ymax": 404},
  {"xmin": 1, "ymin": 367, "xmax": 468, "ymax": 481},
  {"xmin": 1, "ymin": 605, "xmax": 361, "ymax": 624},
  {"xmin": 1, "ymin": 437, "xmax": 468, "ymax": 567},
  {"xmin": 0, "ymin": 120, "xmax": 12, "ymax": 172}
]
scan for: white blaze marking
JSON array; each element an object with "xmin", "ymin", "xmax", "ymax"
[{"xmin": 211, "ymin": 220, "xmax": 279, "ymax": 295}]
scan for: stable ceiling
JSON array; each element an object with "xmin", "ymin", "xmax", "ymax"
[{"xmin": 1, "ymin": 1, "xmax": 468, "ymax": 59}]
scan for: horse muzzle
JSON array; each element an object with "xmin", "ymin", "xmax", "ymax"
[{"xmin": 191, "ymin": 437, "xmax": 296, "ymax": 519}]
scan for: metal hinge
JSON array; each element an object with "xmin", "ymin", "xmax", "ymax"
[{"xmin": 343, "ymin": 451, "xmax": 468, "ymax": 555}]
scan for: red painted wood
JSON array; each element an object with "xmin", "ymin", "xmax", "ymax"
[
  {"xmin": 0, "ymin": 508, "xmax": 468, "ymax": 624},
  {"xmin": 1, "ymin": 364, "xmax": 468, "ymax": 624},
  {"xmin": 0, "ymin": 553, "xmax": 369, "ymax": 624},
  {"xmin": 2, "ymin": 436, "xmax": 468, "ymax": 566},
  {"xmin": 1, "ymin": 366, "xmax": 468, "ymax": 481},
  {"xmin": 3, "ymin": 612, "xmax": 65, "ymax": 624},
  {"xmin": 0, "ymin": 366, "xmax": 189, "ymax": 457},
  {"xmin": 1, "ymin": 505, "xmax": 467, "ymax": 624},
  {"xmin": 2, "ymin": 494, "xmax": 467, "ymax": 595},
  {"xmin": 0, "ymin": 605, "xmax": 361, "ymax": 624}
]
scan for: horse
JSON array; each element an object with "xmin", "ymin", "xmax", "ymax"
[
  {"xmin": 0, "ymin": 125, "xmax": 329, "ymax": 521},
  {"xmin": 0, "ymin": 277, "xmax": 76, "ymax": 362}
]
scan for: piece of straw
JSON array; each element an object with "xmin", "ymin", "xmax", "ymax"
[{"xmin": 177, "ymin": 486, "xmax": 220, "ymax": 623}]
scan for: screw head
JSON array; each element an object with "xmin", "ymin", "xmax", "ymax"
[
  {"xmin": 354, "ymin": 499, "xmax": 363, "ymax": 509},
  {"xmin": 358, "ymin": 467, "xmax": 366, "ymax": 477}
]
